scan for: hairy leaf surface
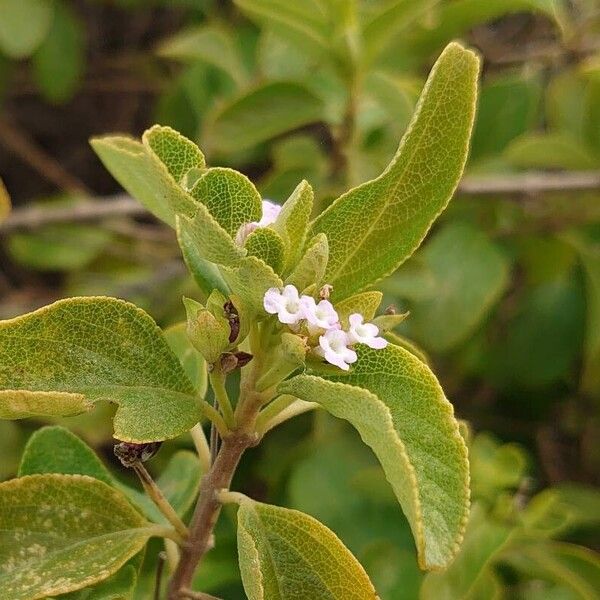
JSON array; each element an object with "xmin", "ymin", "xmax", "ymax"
[
  {"xmin": 0, "ymin": 297, "xmax": 199, "ymax": 442},
  {"xmin": 311, "ymin": 42, "xmax": 479, "ymax": 299},
  {"xmin": 281, "ymin": 344, "xmax": 469, "ymax": 570},
  {"xmin": 0, "ymin": 474, "xmax": 153, "ymax": 600},
  {"xmin": 237, "ymin": 498, "xmax": 378, "ymax": 599}
]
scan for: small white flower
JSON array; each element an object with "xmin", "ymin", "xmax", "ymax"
[
  {"xmin": 317, "ymin": 328, "xmax": 357, "ymax": 371},
  {"xmin": 347, "ymin": 313, "xmax": 388, "ymax": 349},
  {"xmin": 301, "ymin": 296, "xmax": 339, "ymax": 333},
  {"xmin": 263, "ymin": 285, "xmax": 305, "ymax": 325},
  {"xmin": 236, "ymin": 199, "xmax": 282, "ymax": 245}
]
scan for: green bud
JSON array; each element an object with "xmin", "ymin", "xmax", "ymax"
[
  {"xmin": 371, "ymin": 312, "xmax": 409, "ymax": 333},
  {"xmin": 256, "ymin": 332, "xmax": 308, "ymax": 392},
  {"xmin": 183, "ymin": 297, "xmax": 230, "ymax": 364}
]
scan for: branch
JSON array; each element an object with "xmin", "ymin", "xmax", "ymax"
[
  {"xmin": 0, "ymin": 118, "xmax": 91, "ymax": 196},
  {"xmin": 3, "ymin": 172, "xmax": 600, "ymax": 234},
  {"xmin": 458, "ymin": 171, "xmax": 600, "ymax": 196}
]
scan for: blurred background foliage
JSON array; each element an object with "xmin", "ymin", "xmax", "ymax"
[{"xmin": 1, "ymin": 0, "xmax": 600, "ymax": 598}]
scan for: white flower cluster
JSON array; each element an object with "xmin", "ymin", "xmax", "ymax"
[{"xmin": 263, "ymin": 285, "xmax": 387, "ymax": 371}]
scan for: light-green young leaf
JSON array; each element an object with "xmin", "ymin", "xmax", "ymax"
[
  {"xmin": 190, "ymin": 167, "xmax": 262, "ymax": 238},
  {"xmin": 280, "ymin": 344, "xmax": 469, "ymax": 570},
  {"xmin": 220, "ymin": 256, "xmax": 283, "ymax": 317},
  {"xmin": 272, "ymin": 179, "xmax": 314, "ymax": 272},
  {"xmin": 0, "ymin": 297, "xmax": 199, "ymax": 442},
  {"xmin": 0, "ymin": 474, "xmax": 155, "ymax": 600},
  {"xmin": 236, "ymin": 497, "xmax": 378, "ymax": 600},
  {"xmin": 311, "ymin": 42, "xmax": 480, "ymax": 300},
  {"xmin": 245, "ymin": 227, "xmax": 286, "ymax": 274},
  {"xmin": 285, "ymin": 233, "xmax": 328, "ymax": 291}
]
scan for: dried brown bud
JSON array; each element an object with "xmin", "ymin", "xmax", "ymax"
[
  {"xmin": 224, "ymin": 300, "xmax": 240, "ymax": 343},
  {"xmin": 219, "ymin": 352, "xmax": 239, "ymax": 374},
  {"xmin": 384, "ymin": 304, "xmax": 397, "ymax": 315},
  {"xmin": 234, "ymin": 351, "xmax": 253, "ymax": 368},
  {"xmin": 319, "ymin": 284, "xmax": 333, "ymax": 300},
  {"xmin": 114, "ymin": 441, "xmax": 162, "ymax": 467}
]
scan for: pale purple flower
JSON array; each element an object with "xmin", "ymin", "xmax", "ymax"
[
  {"xmin": 301, "ymin": 296, "xmax": 339, "ymax": 334},
  {"xmin": 316, "ymin": 328, "xmax": 357, "ymax": 371},
  {"xmin": 236, "ymin": 199, "xmax": 282, "ymax": 245},
  {"xmin": 347, "ymin": 313, "xmax": 388, "ymax": 349},
  {"xmin": 263, "ymin": 285, "xmax": 305, "ymax": 325}
]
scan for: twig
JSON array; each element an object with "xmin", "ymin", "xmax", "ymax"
[
  {"xmin": 3, "ymin": 171, "xmax": 600, "ymax": 234},
  {"xmin": 179, "ymin": 589, "xmax": 223, "ymax": 600},
  {"xmin": 133, "ymin": 462, "xmax": 189, "ymax": 540},
  {"xmin": 458, "ymin": 171, "xmax": 600, "ymax": 196},
  {"xmin": 154, "ymin": 551, "xmax": 167, "ymax": 600},
  {"xmin": 0, "ymin": 118, "xmax": 91, "ymax": 196}
]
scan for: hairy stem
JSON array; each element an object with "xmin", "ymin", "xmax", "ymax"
[
  {"xmin": 209, "ymin": 369, "xmax": 235, "ymax": 427},
  {"xmin": 165, "ymin": 431, "xmax": 256, "ymax": 598}
]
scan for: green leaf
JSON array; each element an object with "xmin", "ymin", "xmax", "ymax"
[
  {"xmin": 142, "ymin": 125, "xmax": 205, "ymax": 185},
  {"xmin": 505, "ymin": 132, "xmax": 599, "ymax": 170},
  {"xmin": 90, "ymin": 136, "xmax": 175, "ymax": 226},
  {"xmin": 206, "ymin": 82, "xmax": 323, "ymax": 154},
  {"xmin": 420, "ymin": 503, "xmax": 511, "ymax": 600},
  {"xmin": 9, "ymin": 224, "xmax": 112, "ymax": 271},
  {"xmin": 235, "ymin": 0, "xmax": 332, "ymax": 57},
  {"xmin": 362, "ymin": 0, "xmax": 440, "ymax": 64},
  {"xmin": 55, "ymin": 564, "xmax": 137, "ymax": 600},
  {"xmin": 335, "ymin": 291, "xmax": 383, "ymax": 326},
  {"xmin": 562, "ymin": 231, "xmax": 600, "ymax": 394},
  {"xmin": 190, "ymin": 167, "xmax": 262, "ymax": 238},
  {"xmin": 0, "ymin": 474, "xmax": 155, "ymax": 599},
  {"xmin": 91, "ymin": 127, "xmax": 203, "ymax": 228},
  {"xmin": 272, "ymin": 179, "xmax": 314, "ymax": 272},
  {"xmin": 470, "ymin": 71, "xmax": 542, "ymax": 161},
  {"xmin": 0, "ymin": 297, "xmax": 199, "ymax": 442},
  {"xmin": 158, "ymin": 25, "xmax": 248, "ymax": 86},
  {"xmin": 311, "ymin": 42, "xmax": 480, "ymax": 300},
  {"xmin": 0, "ymin": 0, "xmax": 54, "ymax": 58},
  {"xmin": 280, "ymin": 343, "xmax": 470, "ymax": 570},
  {"xmin": 285, "ymin": 233, "xmax": 328, "ymax": 291},
  {"xmin": 522, "ymin": 484, "xmax": 600, "ymax": 539},
  {"xmin": 177, "ymin": 209, "xmax": 246, "ymax": 268},
  {"xmin": 403, "ymin": 222, "xmax": 510, "ymax": 352},
  {"xmin": 176, "ymin": 217, "xmax": 231, "ymax": 297},
  {"xmin": 19, "ymin": 425, "xmax": 112, "ymax": 484},
  {"xmin": 0, "ymin": 391, "xmax": 92, "ymax": 420},
  {"xmin": 32, "ymin": 1, "xmax": 84, "ymax": 103},
  {"xmin": 164, "ymin": 322, "xmax": 207, "ymax": 395},
  {"xmin": 236, "ymin": 497, "xmax": 378, "ymax": 599},
  {"xmin": 245, "ymin": 227, "xmax": 285, "ymax": 273},
  {"xmin": 502, "ymin": 542, "xmax": 600, "ymax": 600},
  {"xmin": 220, "ymin": 256, "xmax": 283, "ymax": 317},
  {"xmin": 0, "ymin": 176, "xmax": 10, "ymax": 223},
  {"xmin": 153, "ymin": 450, "xmax": 201, "ymax": 516}
]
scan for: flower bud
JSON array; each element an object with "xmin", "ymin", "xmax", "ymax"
[{"xmin": 183, "ymin": 297, "xmax": 230, "ymax": 364}]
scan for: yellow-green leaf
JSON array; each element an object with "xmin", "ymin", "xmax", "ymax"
[
  {"xmin": 311, "ymin": 42, "xmax": 480, "ymax": 299},
  {"xmin": 245, "ymin": 227, "xmax": 286, "ymax": 274},
  {"xmin": 0, "ymin": 474, "xmax": 155, "ymax": 600},
  {"xmin": 236, "ymin": 497, "xmax": 378, "ymax": 599},
  {"xmin": 272, "ymin": 179, "xmax": 314, "ymax": 272},
  {"xmin": 0, "ymin": 0, "xmax": 54, "ymax": 58},
  {"xmin": 190, "ymin": 167, "xmax": 262, "ymax": 237},
  {"xmin": 285, "ymin": 233, "xmax": 328, "ymax": 291},
  {"xmin": 280, "ymin": 343, "xmax": 469, "ymax": 570},
  {"xmin": 220, "ymin": 256, "xmax": 283, "ymax": 317},
  {"xmin": 0, "ymin": 297, "xmax": 199, "ymax": 442},
  {"xmin": 142, "ymin": 125, "xmax": 205, "ymax": 185}
]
